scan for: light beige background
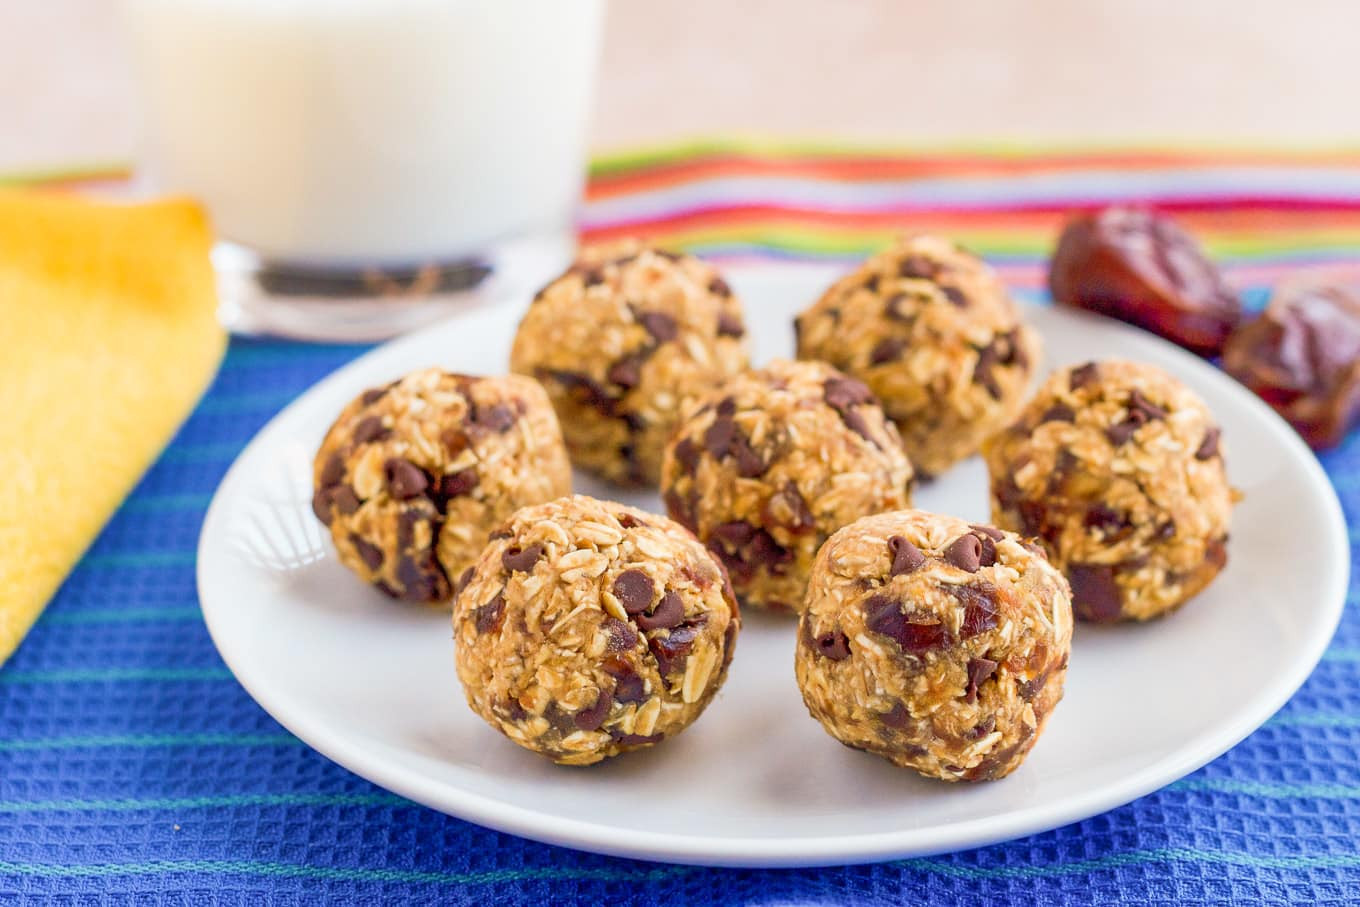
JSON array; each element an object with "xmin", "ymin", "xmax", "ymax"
[{"xmin": 3, "ymin": 0, "xmax": 1358, "ymax": 173}]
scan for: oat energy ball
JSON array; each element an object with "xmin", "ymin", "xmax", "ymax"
[
  {"xmin": 796, "ymin": 510, "xmax": 1072, "ymax": 782},
  {"xmin": 795, "ymin": 235, "xmax": 1039, "ymax": 477},
  {"xmin": 983, "ymin": 360, "xmax": 1235, "ymax": 622},
  {"xmin": 312, "ymin": 369, "xmax": 571, "ymax": 604},
  {"xmin": 660, "ymin": 359, "xmax": 914, "ymax": 613},
  {"xmin": 510, "ymin": 241, "xmax": 749, "ymax": 486},
  {"xmin": 453, "ymin": 495, "xmax": 740, "ymax": 765}
]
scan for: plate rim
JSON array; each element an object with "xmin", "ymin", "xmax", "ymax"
[{"xmin": 197, "ymin": 268, "xmax": 1349, "ymax": 867}]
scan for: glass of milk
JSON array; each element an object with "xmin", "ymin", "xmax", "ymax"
[{"xmin": 122, "ymin": 0, "xmax": 606, "ymax": 340}]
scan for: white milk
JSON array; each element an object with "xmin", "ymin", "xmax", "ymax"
[{"xmin": 124, "ymin": 0, "xmax": 605, "ymax": 266}]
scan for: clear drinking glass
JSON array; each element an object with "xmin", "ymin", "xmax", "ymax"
[{"xmin": 122, "ymin": 0, "xmax": 606, "ymax": 341}]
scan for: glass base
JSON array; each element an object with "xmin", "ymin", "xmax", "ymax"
[{"xmin": 215, "ymin": 228, "xmax": 574, "ymax": 342}]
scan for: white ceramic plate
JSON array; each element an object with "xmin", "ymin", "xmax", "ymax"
[{"xmin": 198, "ymin": 262, "xmax": 1347, "ymax": 867}]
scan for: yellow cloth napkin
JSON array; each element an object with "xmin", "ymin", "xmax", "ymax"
[{"xmin": 0, "ymin": 191, "xmax": 225, "ymax": 666}]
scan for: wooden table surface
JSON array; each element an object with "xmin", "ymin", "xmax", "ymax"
[{"xmin": 4, "ymin": 0, "xmax": 1357, "ymax": 175}]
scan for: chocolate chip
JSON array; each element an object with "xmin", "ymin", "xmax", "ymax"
[
  {"xmin": 353, "ymin": 415, "xmax": 390, "ymax": 445},
  {"xmin": 824, "ymin": 375, "xmax": 874, "ymax": 411},
  {"xmin": 579, "ymin": 266, "xmax": 606, "ymax": 287},
  {"xmin": 898, "ymin": 255, "xmax": 938, "ymax": 279},
  {"xmin": 844, "ymin": 409, "xmax": 878, "ymax": 444},
  {"xmin": 954, "ymin": 583, "xmax": 1001, "ymax": 637},
  {"xmin": 669, "ymin": 438, "xmax": 699, "ymax": 476},
  {"xmin": 612, "ymin": 731, "xmax": 665, "ymax": 747},
  {"xmin": 607, "ymin": 661, "xmax": 646, "ymax": 703},
  {"xmin": 573, "ymin": 691, "xmax": 613, "ymax": 731},
  {"xmin": 311, "ymin": 489, "xmax": 334, "ymax": 525},
  {"xmin": 716, "ymin": 396, "xmax": 737, "ymax": 417},
  {"xmin": 1105, "ymin": 420, "xmax": 1140, "ymax": 446},
  {"xmin": 636, "ymin": 590, "xmax": 685, "ymax": 631},
  {"xmin": 454, "ymin": 566, "xmax": 475, "ymax": 598},
  {"xmin": 975, "ymin": 534, "xmax": 998, "ymax": 568},
  {"xmin": 604, "ymin": 618, "xmax": 639, "ymax": 652},
  {"xmin": 1040, "ymin": 403, "xmax": 1076, "ymax": 424},
  {"xmin": 944, "ymin": 534, "xmax": 983, "ymax": 572},
  {"xmin": 716, "ymin": 311, "xmax": 744, "ymax": 338},
  {"xmin": 395, "ymin": 554, "xmax": 447, "ymax": 602},
  {"xmin": 612, "ymin": 570, "xmax": 655, "ymax": 614},
  {"xmin": 704, "ymin": 417, "xmax": 736, "ymax": 459},
  {"xmin": 712, "ymin": 520, "xmax": 756, "ymax": 547},
  {"xmin": 971, "ymin": 524, "xmax": 1004, "ymax": 541},
  {"xmin": 1084, "ymin": 504, "xmax": 1126, "ymax": 535},
  {"xmin": 331, "ymin": 486, "xmax": 360, "ymax": 515},
  {"xmin": 965, "ymin": 657, "xmax": 999, "ymax": 703},
  {"xmin": 863, "ymin": 274, "xmax": 882, "ymax": 292},
  {"xmin": 822, "ymin": 375, "xmax": 881, "ymax": 444},
  {"xmin": 396, "ymin": 508, "xmax": 426, "ymax": 548},
  {"xmin": 973, "ymin": 344, "xmax": 1004, "ymax": 400},
  {"xmin": 813, "ymin": 630, "xmax": 851, "ymax": 661},
  {"xmin": 649, "ymin": 623, "xmax": 700, "ymax": 675},
  {"xmin": 474, "ymin": 591, "xmax": 506, "ymax": 633},
  {"xmin": 964, "ymin": 715, "xmax": 996, "ymax": 740},
  {"xmin": 489, "ymin": 527, "xmax": 513, "ymax": 541},
  {"xmin": 547, "ymin": 370, "xmax": 617, "ymax": 416},
  {"xmin": 638, "ymin": 311, "xmax": 678, "ymax": 343},
  {"xmin": 864, "ymin": 594, "xmax": 950, "ymax": 653},
  {"xmin": 766, "ymin": 481, "xmax": 815, "ymax": 531},
  {"xmin": 349, "ymin": 534, "xmax": 384, "ymax": 570},
  {"xmin": 1196, "ymin": 427, "xmax": 1221, "ymax": 460},
  {"xmin": 1128, "ymin": 389, "xmax": 1168, "ymax": 422},
  {"xmin": 888, "ymin": 535, "xmax": 926, "ymax": 575},
  {"xmin": 384, "ymin": 458, "xmax": 429, "ymax": 499},
  {"xmin": 664, "ymin": 488, "xmax": 697, "ymax": 531},
  {"xmin": 471, "ymin": 403, "xmax": 516, "ymax": 434},
  {"xmin": 1156, "ymin": 520, "xmax": 1177, "ymax": 540},
  {"xmin": 431, "ymin": 468, "xmax": 475, "ymax": 503},
  {"xmin": 871, "ymin": 337, "xmax": 907, "ymax": 365},
  {"xmin": 747, "ymin": 529, "xmax": 793, "ymax": 570},
  {"xmin": 360, "ymin": 387, "xmax": 387, "ymax": 406},
  {"xmin": 885, "ymin": 294, "xmax": 915, "ymax": 323},
  {"xmin": 319, "ymin": 452, "xmax": 346, "ymax": 488},
  {"xmin": 604, "ymin": 353, "xmax": 642, "ymax": 389},
  {"xmin": 880, "ymin": 702, "xmax": 910, "ymax": 729},
  {"xmin": 709, "ymin": 276, "xmax": 733, "ymax": 298},
  {"xmin": 938, "ymin": 285, "xmax": 966, "ymax": 307},
  {"xmin": 1069, "ymin": 362, "xmax": 1100, "ymax": 390},
  {"xmin": 729, "ymin": 432, "xmax": 767, "ymax": 478},
  {"xmin": 1068, "ymin": 564, "xmax": 1123, "ymax": 622},
  {"xmin": 653, "ymin": 248, "xmax": 684, "ymax": 262},
  {"xmin": 501, "ymin": 543, "xmax": 544, "ymax": 573}
]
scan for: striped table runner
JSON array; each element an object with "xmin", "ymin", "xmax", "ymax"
[{"xmin": 1, "ymin": 144, "xmax": 1358, "ymax": 905}]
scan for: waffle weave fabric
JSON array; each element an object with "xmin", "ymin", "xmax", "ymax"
[{"xmin": 3, "ymin": 145, "xmax": 1360, "ymax": 905}]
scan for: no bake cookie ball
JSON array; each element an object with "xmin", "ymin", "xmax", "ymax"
[
  {"xmin": 794, "ymin": 235, "xmax": 1040, "ymax": 477},
  {"xmin": 795, "ymin": 510, "xmax": 1072, "ymax": 782},
  {"xmin": 982, "ymin": 360, "xmax": 1235, "ymax": 622},
  {"xmin": 510, "ymin": 241, "xmax": 749, "ymax": 486},
  {"xmin": 312, "ymin": 369, "xmax": 571, "ymax": 604},
  {"xmin": 453, "ymin": 495, "xmax": 741, "ymax": 765},
  {"xmin": 660, "ymin": 359, "xmax": 914, "ymax": 613}
]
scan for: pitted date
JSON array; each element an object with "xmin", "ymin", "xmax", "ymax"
[
  {"xmin": 1223, "ymin": 280, "xmax": 1360, "ymax": 449},
  {"xmin": 1049, "ymin": 207, "xmax": 1241, "ymax": 355}
]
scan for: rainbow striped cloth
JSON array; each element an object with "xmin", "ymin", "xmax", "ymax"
[{"xmin": 3, "ymin": 143, "xmax": 1359, "ymax": 905}]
